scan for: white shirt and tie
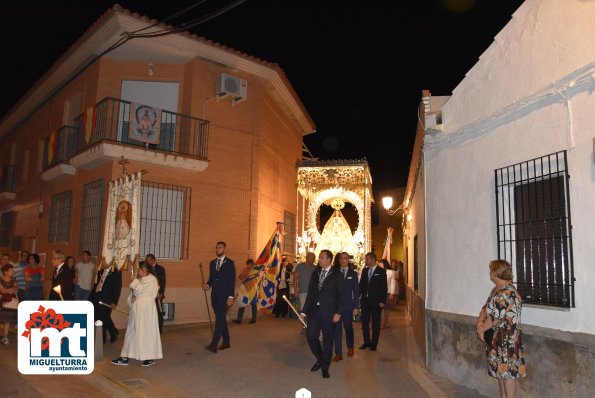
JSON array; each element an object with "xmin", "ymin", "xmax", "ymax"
[
  {"xmin": 366, "ymin": 265, "xmax": 377, "ymax": 297},
  {"xmin": 215, "ymin": 256, "xmax": 234, "ymax": 299}
]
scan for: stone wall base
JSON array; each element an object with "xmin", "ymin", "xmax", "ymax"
[{"xmin": 426, "ymin": 310, "xmax": 595, "ymax": 397}]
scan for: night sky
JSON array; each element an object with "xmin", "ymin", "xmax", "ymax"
[{"xmin": 1, "ymin": 0, "xmax": 524, "ymax": 195}]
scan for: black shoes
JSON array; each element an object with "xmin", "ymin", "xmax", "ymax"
[
  {"xmin": 111, "ymin": 357, "xmax": 128, "ymax": 366},
  {"xmin": 310, "ymin": 362, "xmax": 321, "ymax": 372},
  {"xmin": 322, "ymin": 369, "xmax": 330, "ymax": 378},
  {"xmin": 249, "ymin": 320, "xmax": 256, "ymax": 324},
  {"xmin": 142, "ymin": 360, "xmax": 155, "ymax": 367},
  {"xmin": 359, "ymin": 343, "xmax": 370, "ymax": 350},
  {"xmin": 233, "ymin": 319, "xmax": 241, "ymax": 324},
  {"xmin": 370, "ymin": 346, "xmax": 377, "ymax": 351}
]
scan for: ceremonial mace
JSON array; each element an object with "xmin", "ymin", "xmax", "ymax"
[
  {"xmin": 52, "ymin": 285, "xmax": 64, "ymax": 301},
  {"xmin": 199, "ymin": 263, "xmax": 214, "ymax": 336},
  {"xmin": 99, "ymin": 301, "xmax": 129, "ymax": 315},
  {"xmin": 282, "ymin": 295, "xmax": 307, "ymax": 329}
]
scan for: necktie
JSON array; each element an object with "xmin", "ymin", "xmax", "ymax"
[
  {"xmin": 342, "ymin": 269, "xmax": 347, "ymax": 279},
  {"xmin": 318, "ymin": 269, "xmax": 327, "ymax": 290},
  {"xmin": 216, "ymin": 258, "xmax": 222, "ymax": 272},
  {"xmin": 368, "ymin": 267, "xmax": 373, "ymax": 281}
]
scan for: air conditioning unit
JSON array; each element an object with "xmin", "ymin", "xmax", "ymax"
[{"xmin": 216, "ymin": 73, "xmax": 247, "ymax": 105}]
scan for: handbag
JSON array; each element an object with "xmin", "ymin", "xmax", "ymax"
[
  {"xmin": 2, "ymin": 295, "xmax": 19, "ymax": 310},
  {"xmin": 484, "ymin": 327, "xmax": 495, "ymax": 347}
]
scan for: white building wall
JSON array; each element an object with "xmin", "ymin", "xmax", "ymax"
[
  {"xmin": 442, "ymin": 0, "xmax": 595, "ymax": 134},
  {"xmin": 424, "ymin": 0, "xmax": 595, "ymax": 335}
]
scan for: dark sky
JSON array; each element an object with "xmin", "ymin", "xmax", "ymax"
[{"xmin": 0, "ymin": 0, "xmax": 524, "ymax": 194}]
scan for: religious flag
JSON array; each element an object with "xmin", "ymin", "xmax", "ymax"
[
  {"xmin": 99, "ymin": 172, "xmax": 142, "ymax": 272},
  {"xmin": 382, "ymin": 227, "xmax": 394, "ymax": 263},
  {"xmin": 237, "ymin": 223, "xmax": 284, "ymax": 309},
  {"xmin": 47, "ymin": 130, "xmax": 59, "ymax": 164},
  {"xmin": 82, "ymin": 105, "xmax": 97, "ymax": 144},
  {"xmin": 130, "ymin": 103, "xmax": 161, "ymax": 144}
]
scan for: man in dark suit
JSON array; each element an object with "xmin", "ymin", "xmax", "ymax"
[
  {"xmin": 300, "ymin": 249, "xmax": 344, "ymax": 379},
  {"xmin": 359, "ymin": 252, "xmax": 387, "ymax": 351},
  {"xmin": 49, "ymin": 250, "xmax": 74, "ymax": 301},
  {"xmin": 333, "ymin": 252, "xmax": 360, "ymax": 362},
  {"xmin": 146, "ymin": 254, "xmax": 165, "ymax": 334},
  {"xmin": 202, "ymin": 241, "xmax": 236, "ymax": 353},
  {"xmin": 88, "ymin": 261, "xmax": 123, "ymax": 343}
]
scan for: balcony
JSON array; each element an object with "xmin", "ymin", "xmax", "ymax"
[
  {"xmin": 40, "ymin": 125, "xmax": 77, "ymax": 182},
  {"xmin": 42, "ymin": 97, "xmax": 209, "ymax": 180},
  {"xmin": 0, "ymin": 165, "xmax": 17, "ymax": 202}
]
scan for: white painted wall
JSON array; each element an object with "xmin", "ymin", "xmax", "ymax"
[
  {"xmin": 424, "ymin": 0, "xmax": 595, "ymax": 335},
  {"xmin": 442, "ymin": 0, "xmax": 595, "ymax": 133}
]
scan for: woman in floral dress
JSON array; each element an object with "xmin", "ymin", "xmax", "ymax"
[{"xmin": 477, "ymin": 260, "xmax": 526, "ymax": 398}]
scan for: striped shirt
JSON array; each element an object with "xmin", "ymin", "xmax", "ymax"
[{"xmin": 14, "ymin": 261, "xmax": 27, "ymax": 290}]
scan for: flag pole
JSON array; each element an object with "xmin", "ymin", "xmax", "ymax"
[
  {"xmin": 199, "ymin": 263, "xmax": 214, "ymax": 336},
  {"xmin": 99, "ymin": 301, "xmax": 129, "ymax": 315},
  {"xmin": 283, "ymin": 295, "xmax": 307, "ymax": 328}
]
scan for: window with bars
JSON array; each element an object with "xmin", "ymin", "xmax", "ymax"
[
  {"xmin": 49, "ymin": 191, "xmax": 73, "ymax": 243},
  {"xmin": 0, "ymin": 212, "xmax": 14, "ymax": 247},
  {"xmin": 79, "ymin": 180, "xmax": 104, "ymax": 255},
  {"xmin": 283, "ymin": 211, "xmax": 296, "ymax": 255},
  {"xmin": 140, "ymin": 182, "xmax": 191, "ymax": 259},
  {"xmin": 495, "ymin": 151, "xmax": 574, "ymax": 308}
]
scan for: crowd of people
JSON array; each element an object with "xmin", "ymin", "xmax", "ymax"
[
  {"xmin": 1, "ymin": 242, "xmax": 525, "ymax": 394},
  {"xmin": 227, "ymin": 248, "xmax": 405, "ymax": 379}
]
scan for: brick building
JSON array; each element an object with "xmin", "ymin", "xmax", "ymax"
[{"xmin": 0, "ymin": 5, "xmax": 315, "ymax": 325}]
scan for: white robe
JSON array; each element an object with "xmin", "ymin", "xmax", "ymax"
[{"xmin": 120, "ymin": 274, "xmax": 163, "ymax": 360}]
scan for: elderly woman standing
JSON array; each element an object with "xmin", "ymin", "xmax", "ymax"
[
  {"xmin": 476, "ymin": 260, "xmax": 526, "ymax": 398},
  {"xmin": 112, "ymin": 262, "xmax": 162, "ymax": 367}
]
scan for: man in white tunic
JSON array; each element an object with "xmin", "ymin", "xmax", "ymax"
[{"xmin": 112, "ymin": 262, "xmax": 163, "ymax": 366}]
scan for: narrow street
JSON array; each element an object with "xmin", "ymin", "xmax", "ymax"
[{"xmin": 1, "ymin": 304, "xmax": 485, "ymax": 397}]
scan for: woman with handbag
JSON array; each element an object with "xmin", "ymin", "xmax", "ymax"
[
  {"xmin": 476, "ymin": 260, "xmax": 526, "ymax": 398},
  {"xmin": 0, "ymin": 264, "xmax": 19, "ymax": 345}
]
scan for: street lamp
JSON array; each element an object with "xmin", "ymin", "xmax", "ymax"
[{"xmin": 382, "ymin": 196, "xmax": 403, "ymax": 216}]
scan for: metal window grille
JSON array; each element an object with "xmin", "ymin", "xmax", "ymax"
[
  {"xmin": 140, "ymin": 182, "xmax": 191, "ymax": 259},
  {"xmin": 283, "ymin": 211, "xmax": 296, "ymax": 255},
  {"xmin": 0, "ymin": 212, "xmax": 14, "ymax": 247},
  {"xmin": 79, "ymin": 180, "xmax": 104, "ymax": 255},
  {"xmin": 495, "ymin": 151, "xmax": 574, "ymax": 308},
  {"xmin": 48, "ymin": 191, "xmax": 73, "ymax": 243}
]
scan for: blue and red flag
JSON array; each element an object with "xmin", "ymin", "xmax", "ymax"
[{"xmin": 237, "ymin": 223, "xmax": 284, "ymax": 309}]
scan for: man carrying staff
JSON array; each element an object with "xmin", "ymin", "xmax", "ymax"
[
  {"xmin": 300, "ymin": 249, "xmax": 344, "ymax": 379},
  {"xmin": 203, "ymin": 242, "xmax": 236, "ymax": 353}
]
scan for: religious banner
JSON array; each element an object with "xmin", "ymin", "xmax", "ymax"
[
  {"xmin": 99, "ymin": 171, "xmax": 142, "ymax": 272},
  {"xmin": 237, "ymin": 223, "xmax": 284, "ymax": 309},
  {"xmin": 129, "ymin": 102, "xmax": 161, "ymax": 144},
  {"xmin": 82, "ymin": 105, "xmax": 97, "ymax": 144},
  {"xmin": 47, "ymin": 130, "xmax": 59, "ymax": 164},
  {"xmin": 382, "ymin": 227, "xmax": 394, "ymax": 263}
]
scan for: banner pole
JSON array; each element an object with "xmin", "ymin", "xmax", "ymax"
[{"xmin": 199, "ymin": 263, "xmax": 214, "ymax": 336}]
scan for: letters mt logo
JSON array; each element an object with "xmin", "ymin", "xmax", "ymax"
[{"xmin": 18, "ymin": 301, "xmax": 94, "ymax": 375}]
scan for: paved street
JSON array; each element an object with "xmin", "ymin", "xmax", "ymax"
[{"xmin": 1, "ymin": 304, "xmax": 485, "ymax": 397}]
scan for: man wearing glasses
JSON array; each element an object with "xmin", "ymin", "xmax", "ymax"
[{"xmin": 49, "ymin": 250, "xmax": 74, "ymax": 300}]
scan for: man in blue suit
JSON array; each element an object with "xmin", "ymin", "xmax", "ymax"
[
  {"xmin": 203, "ymin": 241, "xmax": 236, "ymax": 353},
  {"xmin": 300, "ymin": 249, "xmax": 344, "ymax": 379},
  {"xmin": 359, "ymin": 252, "xmax": 387, "ymax": 351},
  {"xmin": 332, "ymin": 252, "xmax": 360, "ymax": 362}
]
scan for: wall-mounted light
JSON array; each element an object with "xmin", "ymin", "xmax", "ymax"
[
  {"xmin": 407, "ymin": 213, "xmax": 413, "ymax": 222},
  {"xmin": 382, "ymin": 195, "xmax": 403, "ymax": 216},
  {"xmin": 148, "ymin": 63, "xmax": 154, "ymax": 76}
]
